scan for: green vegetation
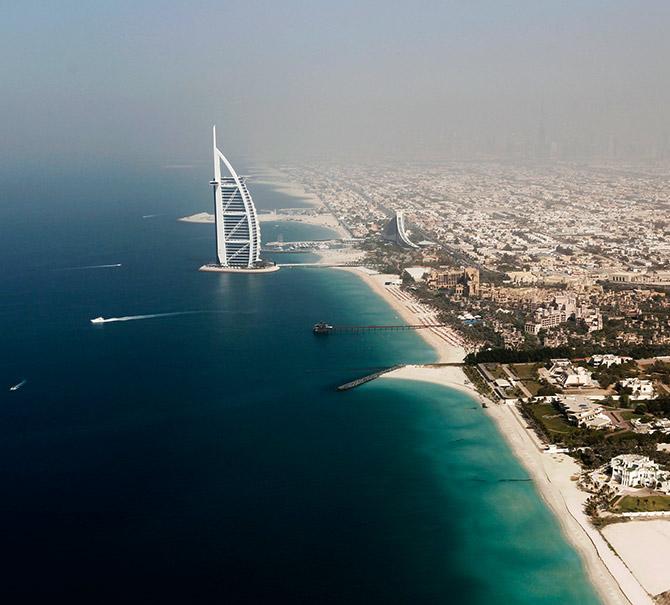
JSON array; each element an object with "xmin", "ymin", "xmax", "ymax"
[
  {"xmin": 518, "ymin": 399, "xmax": 668, "ymax": 469},
  {"xmin": 485, "ymin": 364, "xmax": 508, "ymax": 380},
  {"xmin": 463, "ymin": 365, "xmax": 495, "ymax": 401},
  {"xmin": 615, "ymin": 495, "xmax": 670, "ymax": 513},
  {"xmin": 618, "ymin": 410, "xmax": 643, "ymax": 421},
  {"xmin": 536, "ymin": 380, "xmax": 560, "ymax": 397},
  {"xmin": 584, "ymin": 485, "xmax": 617, "ymax": 524},
  {"xmin": 465, "ymin": 344, "xmax": 670, "ymax": 365},
  {"xmin": 511, "ymin": 363, "xmax": 540, "ymax": 380},
  {"xmin": 648, "ymin": 360, "xmax": 670, "ymax": 385},
  {"xmin": 645, "ymin": 395, "xmax": 670, "ymax": 417},
  {"xmin": 522, "ymin": 380, "xmax": 544, "ymax": 397},
  {"xmin": 526, "ymin": 402, "xmax": 576, "ymax": 437},
  {"xmin": 592, "ymin": 361, "xmax": 638, "ymax": 389}
]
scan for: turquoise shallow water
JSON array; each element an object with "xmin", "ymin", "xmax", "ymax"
[
  {"xmin": 0, "ymin": 165, "xmax": 600, "ymax": 603},
  {"xmin": 361, "ymin": 379, "xmax": 601, "ymax": 604}
]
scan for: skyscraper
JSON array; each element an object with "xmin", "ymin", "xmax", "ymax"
[{"xmin": 209, "ymin": 126, "xmax": 261, "ymax": 268}]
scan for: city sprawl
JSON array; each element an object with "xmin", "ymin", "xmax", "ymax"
[{"xmin": 279, "ymin": 162, "xmax": 670, "ymax": 353}]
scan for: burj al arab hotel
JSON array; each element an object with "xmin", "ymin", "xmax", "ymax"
[{"xmin": 200, "ymin": 127, "xmax": 278, "ymax": 273}]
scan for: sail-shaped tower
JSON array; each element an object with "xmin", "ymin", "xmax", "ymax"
[
  {"xmin": 381, "ymin": 211, "xmax": 419, "ymax": 249},
  {"xmin": 208, "ymin": 126, "xmax": 262, "ymax": 268}
]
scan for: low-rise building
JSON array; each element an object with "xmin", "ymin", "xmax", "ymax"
[
  {"xmin": 555, "ymin": 395, "xmax": 612, "ymax": 429},
  {"xmin": 524, "ymin": 295, "xmax": 602, "ymax": 334},
  {"xmin": 618, "ymin": 377, "xmax": 655, "ymax": 400},
  {"xmin": 610, "ymin": 455, "xmax": 670, "ymax": 491},
  {"xmin": 590, "ymin": 354, "xmax": 632, "ymax": 368},
  {"xmin": 426, "ymin": 267, "xmax": 480, "ymax": 297},
  {"xmin": 631, "ymin": 417, "xmax": 670, "ymax": 435},
  {"xmin": 546, "ymin": 359, "xmax": 597, "ymax": 388}
]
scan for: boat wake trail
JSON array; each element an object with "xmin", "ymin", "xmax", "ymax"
[
  {"xmin": 91, "ymin": 312, "xmax": 200, "ymax": 324},
  {"xmin": 60, "ymin": 263, "xmax": 122, "ymax": 271},
  {"xmin": 9, "ymin": 379, "xmax": 27, "ymax": 392}
]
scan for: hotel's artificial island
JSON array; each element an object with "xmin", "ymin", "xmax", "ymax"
[{"xmin": 200, "ymin": 126, "xmax": 279, "ymax": 273}]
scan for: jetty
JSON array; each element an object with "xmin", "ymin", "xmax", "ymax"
[
  {"xmin": 336, "ymin": 365, "xmax": 404, "ymax": 391},
  {"xmin": 314, "ymin": 322, "xmax": 454, "ymax": 334}
]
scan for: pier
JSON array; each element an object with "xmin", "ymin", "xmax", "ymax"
[
  {"xmin": 335, "ymin": 362, "xmax": 465, "ymax": 391},
  {"xmin": 314, "ymin": 322, "xmax": 455, "ymax": 334},
  {"xmin": 336, "ymin": 365, "xmax": 404, "ymax": 391}
]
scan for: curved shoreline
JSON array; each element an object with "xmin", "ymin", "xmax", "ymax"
[
  {"xmin": 383, "ymin": 366, "xmax": 647, "ymax": 605},
  {"xmin": 341, "ymin": 266, "xmax": 652, "ymax": 605}
]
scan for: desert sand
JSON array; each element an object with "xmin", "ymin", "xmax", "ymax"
[{"xmin": 602, "ymin": 520, "xmax": 670, "ymax": 597}]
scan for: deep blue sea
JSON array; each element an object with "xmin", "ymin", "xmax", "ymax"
[{"xmin": 0, "ymin": 164, "xmax": 600, "ymax": 603}]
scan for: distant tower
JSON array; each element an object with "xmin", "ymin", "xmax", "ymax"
[
  {"xmin": 381, "ymin": 211, "xmax": 419, "ymax": 249},
  {"xmin": 209, "ymin": 126, "xmax": 261, "ymax": 268}
]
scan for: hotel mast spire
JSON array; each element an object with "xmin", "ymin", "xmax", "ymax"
[{"xmin": 209, "ymin": 126, "xmax": 261, "ymax": 268}]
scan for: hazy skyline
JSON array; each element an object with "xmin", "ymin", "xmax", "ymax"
[{"xmin": 2, "ymin": 1, "xmax": 670, "ymax": 167}]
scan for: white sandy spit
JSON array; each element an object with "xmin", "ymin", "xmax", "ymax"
[{"xmin": 178, "ymin": 210, "xmax": 350, "ymax": 239}]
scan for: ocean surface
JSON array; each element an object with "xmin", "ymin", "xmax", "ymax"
[{"xmin": 0, "ymin": 164, "xmax": 600, "ymax": 603}]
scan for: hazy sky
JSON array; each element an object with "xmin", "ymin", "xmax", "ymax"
[{"xmin": 2, "ymin": 1, "xmax": 669, "ymax": 167}]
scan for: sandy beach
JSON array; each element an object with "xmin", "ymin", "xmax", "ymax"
[
  {"xmin": 383, "ymin": 365, "xmax": 650, "ymax": 605},
  {"xmin": 252, "ymin": 167, "xmax": 323, "ymax": 207},
  {"xmin": 340, "ymin": 268, "xmax": 466, "ymax": 363},
  {"xmin": 602, "ymin": 521, "xmax": 670, "ymax": 597},
  {"xmin": 178, "ymin": 209, "xmax": 351, "ymax": 238},
  {"xmin": 342, "ymin": 266, "xmax": 659, "ymax": 605},
  {"xmin": 258, "ymin": 210, "xmax": 350, "ymax": 238}
]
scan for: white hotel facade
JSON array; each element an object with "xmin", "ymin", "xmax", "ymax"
[{"xmin": 209, "ymin": 126, "xmax": 261, "ymax": 268}]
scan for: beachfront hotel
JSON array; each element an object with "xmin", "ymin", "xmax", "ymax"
[
  {"xmin": 208, "ymin": 126, "xmax": 262, "ymax": 269},
  {"xmin": 381, "ymin": 211, "xmax": 419, "ymax": 249}
]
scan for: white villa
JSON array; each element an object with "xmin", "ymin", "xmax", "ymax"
[
  {"xmin": 555, "ymin": 396, "xmax": 612, "ymax": 429},
  {"xmin": 589, "ymin": 354, "xmax": 632, "ymax": 368},
  {"xmin": 546, "ymin": 359, "xmax": 597, "ymax": 388},
  {"xmin": 610, "ymin": 454, "xmax": 670, "ymax": 492},
  {"xmin": 631, "ymin": 417, "xmax": 670, "ymax": 435},
  {"xmin": 618, "ymin": 377, "xmax": 655, "ymax": 400}
]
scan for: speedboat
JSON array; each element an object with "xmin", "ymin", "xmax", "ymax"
[
  {"xmin": 90, "ymin": 317, "xmax": 105, "ymax": 324},
  {"xmin": 10, "ymin": 379, "xmax": 26, "ymax": 391}
]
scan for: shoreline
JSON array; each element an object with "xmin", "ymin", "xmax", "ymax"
[
  {"xmin": 178, "ymin": 210, "xmax": 350, "ymax": 239},
  {"xmin": 179, "ymin": 169, "xmax": 353, "ymax": 240},
  {"xmin": 383, "ymin": 366, "xmax": 648, "ymax": 605},
  {"xmin": 251, "ymin": 167, "xmax": 323, "ymax": 208},
  {"xmin": 340, "ymin": 266, "xmax": 652, "ymax": 605},
  {"xmin": 337, "ymin": 267, "xmax": 466, "ymax": 364}
]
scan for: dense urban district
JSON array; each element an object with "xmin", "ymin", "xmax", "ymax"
[
  {"xmin": 281, "ymin": 161, "xmax": 670, "ymax": 357},
  {"xmin": 280, "ymin": 160, "xmax": 670, "ymax": 525}
]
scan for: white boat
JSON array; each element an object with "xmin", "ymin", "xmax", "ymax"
[
  {"xmin": 90, "ymin": 317, "xmax": 106, "ymax": 324},
  {"xmin": 10, "ymin": 379, "xmax": 26, "ymax": 391}
]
